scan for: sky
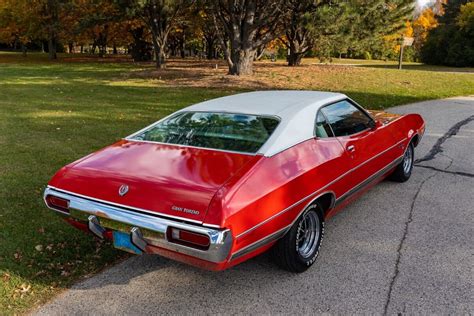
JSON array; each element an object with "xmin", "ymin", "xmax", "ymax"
[{"xmin": 417, "ymin": 0, "xmax": 430, "ymax": 6}]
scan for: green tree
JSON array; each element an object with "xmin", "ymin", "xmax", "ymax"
[
  {"xmin": 207, "ymin": 0, "xmax": 286, "ymax": 75},
  {"xmin": 348, "ymin": 0, "xmax": 414, "ymax": 59},
  {"xmin": 118, "ymin": 0, "xmax": 192, "ymax": 68},
  {"xmin": 421, "ymin": 0, "xmax": 473, "ymax": 66}
]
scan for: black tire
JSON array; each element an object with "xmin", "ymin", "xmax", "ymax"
[
  {"xmin": 272, "ymin": 202, "xmax": 324, "ymax": 273},
  {"xmin": 389, "ymin": 142, "xmax": 414, "ymax": 182}
]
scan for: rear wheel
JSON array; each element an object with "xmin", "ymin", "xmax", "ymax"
[
  {"xmin": 272, "ymin": 202, "xmax": 324, "ymax": 273},
  {"xmin": 390, "ymin": 142, "xmax": 414, "ymax": 182}
]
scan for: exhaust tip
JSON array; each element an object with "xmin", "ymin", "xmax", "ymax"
[
  {"xmin": 131, "ymin": 227, "xmax": 147, "ymax": 251},
  {"xmin": 88, "ymin": 215, "xmax": 106, "ymax": 239}
]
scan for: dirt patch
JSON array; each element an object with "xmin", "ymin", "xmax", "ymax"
[{"xmin": 126, "ymin": 58, "xmax": 359, "ymax": 90}]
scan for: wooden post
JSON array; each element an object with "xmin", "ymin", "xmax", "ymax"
[
  {"xmin": 398, "ymin": 43, "xmax": 404, "ymax": 70},
  {"xmin": 398, "ymin": 37, "xmax": 413, "ymax": 70}
]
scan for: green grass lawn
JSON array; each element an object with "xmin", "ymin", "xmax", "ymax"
[{"xmin": 0, "ymin": 52, "xmax": 473, "ymax": 314}]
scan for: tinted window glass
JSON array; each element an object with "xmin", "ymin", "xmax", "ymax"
[
  {"xmin": 320, "ymin": 100, "xmax": 372, "ymax": 136},
  {"xmin": 130, "ymin": 112, "xmax": 280, "ymax": 153},
  {"xmin": 315, "ymin": 111, "xmax": 334, "ymax": 138}
]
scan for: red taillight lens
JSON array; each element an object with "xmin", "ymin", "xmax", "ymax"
[
  {"xmin": 45, "ymin": 195, "xmax": 70, "ymax": 213},
  {"xmin": 167, "ymin": 227, "xmax": 210, "ymax": 250}
]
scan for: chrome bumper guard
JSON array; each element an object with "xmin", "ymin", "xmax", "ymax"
[{"xmin": 43, "ymin": 187, "xmax": 233, "ymax": 263}]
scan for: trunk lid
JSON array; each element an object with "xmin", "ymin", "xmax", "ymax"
[{"xmin": 49, "ymin": 140, "xmax": 258, "ymax": 223}]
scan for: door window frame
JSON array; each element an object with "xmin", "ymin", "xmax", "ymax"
[
  {"xmin": 314, "ymin": 110, "xmax": 336, "ymax": 139},
  {"xmin": 314, "ymin": 98, "xmax": 376, "ymax": 139}
]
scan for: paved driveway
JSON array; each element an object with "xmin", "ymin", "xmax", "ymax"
[{"xmin": 36, "ymin": 97, "xmax": 474, "ymax": 315}]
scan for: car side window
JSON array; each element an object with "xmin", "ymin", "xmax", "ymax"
[
  {"xmin": 315, "ymin": 111, "xmax": 334, "ymax": 138},
  {"xmin": 320, "ymin": 100, "xmax": 373, "ymax": 137}
]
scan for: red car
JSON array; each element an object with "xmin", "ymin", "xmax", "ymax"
[{"xmin": 44, "ymin": 91, "xmax": 425, "ymax": 272}]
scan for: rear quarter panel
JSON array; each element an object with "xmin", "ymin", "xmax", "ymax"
[
  {"xmin": 206, "ymin": 138, "xmax": 349, "ymax": 254},
  {"xmin": 386, "ymin": 113, "xmax": 425, "ymax": 147},
  {"xmin": 208, "ymin": 112, "xmax": 424, "ymax": 259}
]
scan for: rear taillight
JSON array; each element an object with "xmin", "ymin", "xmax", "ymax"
[
  {"xmin": 45, "ymin": 195, "xmax": 70, "ymax": 213},
  {"xmin": 167, "ymin": 227, "xmax": 210, "ymax": 250}
]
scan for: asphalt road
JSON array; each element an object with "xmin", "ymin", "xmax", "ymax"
[{"xmin": 36, "ymin": 96, "xmax": 474, "ymax": 315}]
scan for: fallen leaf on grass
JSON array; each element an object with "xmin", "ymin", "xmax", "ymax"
[
  {"xmin": 20, "ymin": 284, "xmax": 31, "ymax": 293},
  {"xmin": 13, "ymin": 283, "xmax": 32, "ymax": 299},
  {"xmin": 35, "ymin": 245, "xmax": 43, "ymax": 252},
  {"xmin": 2, "ymin": 272, "xmax": 11, "ymax": 282}
]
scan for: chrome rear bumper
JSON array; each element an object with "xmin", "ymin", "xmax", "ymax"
[{"xmin": 43, "ymin": 186, "xmax": 233, "ymax": 263}]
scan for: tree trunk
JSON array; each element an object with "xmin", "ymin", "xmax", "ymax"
[
  {"xmin": 287, "ymin": 41, "xmax": 308, "ymax": 66},
  {"xmin": 287, "ymin": 52, "xmax": 303, "ymax": 66},
  {"xmin": 205, "ymin": 37, "xmax": 216, "ymax": 60},
  {"xmin": 255, "ymin": 47, "xmax": 265, "ymax": 61},
  {"xmin": 99, "ymin": 45, "xmax": 106, "ymax": 57},
  {"xmin": 113, "ymin": 44, "xmax": 117, "ymax": 55},
  {"xmin": 48, "ymin": 36, "xmax": 57, "ymax": 60},
  {"xmin": 68, "ymin": 42, "xmax": 74, "ymax": 54},
  {"xmin": 229, "ymin": 49, "xmax": 255, "ymax": 75},
  {"xmin": 129, "ymin": 27, "xmax": 152, "ymax": 62},
  {"xmin": 80, "ymin": 45, "xmax": 83, "ymax": 53},
  {"xmin": 180, "ymin": 33, "xmax": 186, "ymax": 58},
  {"xmin": 157, "ymin": 47, "xmax": 166, "ymax": 68},
  {"xmin": 152, "ymin": 34, "xmax": 166, "ymax": 69},
  {"xmin": 21, "ymin": 43, "xmax": 27, "ymax": 57},
  {"xmin": 207, "ymin": 45, "xmax": 215, "ymax": 60},
  {"xmin": 285, "ymin": 26, "xmax": 312, "ymax": 67},
  {"xmin": 46, "ymin": 0, "xmax": 58, "ymax": 60}
]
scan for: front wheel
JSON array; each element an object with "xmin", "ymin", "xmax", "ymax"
[
  {"xmin": 389, "ymin": 142, "xmax": 414, "ymax": 182},
  {"xmin": 272, "ymin": 202, "xmax": 324, "ymax": 273}
]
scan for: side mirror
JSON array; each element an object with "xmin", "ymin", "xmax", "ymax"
[{"xmin": 369, "ymin": 119, "xmax": 381, "ymax": 130}]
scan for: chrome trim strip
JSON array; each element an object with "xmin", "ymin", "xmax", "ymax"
[
  {"xmin": 123, "ymin": 139, "xmax": 259, "ymax": 156},
  {"xmin": 124, "ymin": 111, "xmax": 282, "ymax": 156},
  {"xmin": 314, "ymin": 97, "xmax": 375, "ymax": 140},
  {"xmin": 125, "ymin": 110, "xmax": 282, "ymax": 140},
  {"xmin": 46, "ymin": 185, "xmax": 204, "ymax": 225},
  {"xmin": 44, "ymin": 187, "xmax": 233, "ymax": 263},
  {"xmin": 299, "ymin": 190, "xmax": 336, "ymax": 218},
  {"xmin": 230, "ymin": 154, "xmax": 404, "ymax": 259},
  {"xmin": 203, "ymin": 223, "xmax": 221, "ymax": 229},
  {"xmin": 235, "ymin": 138, "xmax": 406, "ymax": 239},
  {"xmin": 335, "ymin": 156, "xmax": 403, "ymax": 206},
  {"xmin": 230, "ymin": 225, "xmax": 291, "ymax": 261}
]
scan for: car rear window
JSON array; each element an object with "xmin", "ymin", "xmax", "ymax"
[{"xmin": 129, "ymin": 112, "xmax": 280, "ymax": 154}]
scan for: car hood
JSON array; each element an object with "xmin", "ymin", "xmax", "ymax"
[{"xmin": 49, "ymin": 140, "xmax": 259, "ymax": 223}]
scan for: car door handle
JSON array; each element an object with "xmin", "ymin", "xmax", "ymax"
[{"xmin": 347, "ymin": 145, "xmax": 355, "ymax": 152}]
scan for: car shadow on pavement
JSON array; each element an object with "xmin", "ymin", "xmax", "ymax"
[{"xmin": 47, "ymin": 176, "xmax": 423, "ymax": 315}]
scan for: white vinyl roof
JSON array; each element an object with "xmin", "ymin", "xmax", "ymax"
[{"xmin": 179, "ymin": 91, "xmax": 347, "ymax": 156}]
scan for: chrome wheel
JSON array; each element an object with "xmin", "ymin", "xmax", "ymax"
[
  {"xmin": 296, "ymin": 211, "xmax": 321, "ymax": 258},
  {"xmin": 403, "ymin": 145, "xmax": 413, "ymax": 174}
]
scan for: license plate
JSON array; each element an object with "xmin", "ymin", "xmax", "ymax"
[{"xmin": 113, "ymin": 231, "xmax": 143, "ymax": 255}]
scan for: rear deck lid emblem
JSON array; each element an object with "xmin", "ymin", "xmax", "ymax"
[{"xmin": 118, "ymin": 185, "xmax": 129, "ymax": 196}]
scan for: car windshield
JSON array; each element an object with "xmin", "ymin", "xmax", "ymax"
[{"xmin": 129, "ymin": 112, "xmax": 280, "ymax": 153}]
